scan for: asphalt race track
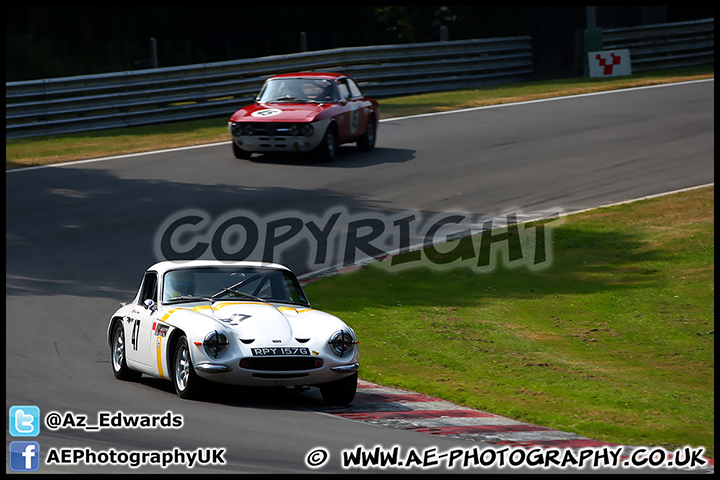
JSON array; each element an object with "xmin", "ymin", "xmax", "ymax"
[{"xmin": 5, "ymin": 80, "xmax": 714, "ymax": 473}]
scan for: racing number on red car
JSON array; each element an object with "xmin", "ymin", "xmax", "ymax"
[{"xmin": 350, "ymin": 105, "xmax": 360, "ymax": 134}]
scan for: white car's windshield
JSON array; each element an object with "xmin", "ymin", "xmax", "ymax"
[
  {"xmin": 258, "ymin": 78, "xmax": 337, "ymax": 103},
  {"xmin": 162, "ymin": 267, "xmax": 309, "ymax": 306}
]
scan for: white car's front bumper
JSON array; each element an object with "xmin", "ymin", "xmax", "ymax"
[{"xmin": 195, "ymin": 358, "xmax": 359, "ymax": 387}]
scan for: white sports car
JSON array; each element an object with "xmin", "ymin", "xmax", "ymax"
[{"xmin": 107, "ymin": 260, "xmax": 359, "ymax": 404}]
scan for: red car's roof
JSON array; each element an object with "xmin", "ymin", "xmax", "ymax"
[{"xmin": 268, "ymin": 72, "xmax": 347, "ymax": 80}]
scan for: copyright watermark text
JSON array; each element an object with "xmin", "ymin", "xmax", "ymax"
[{"xmin": 154, "ymin": 207, "xmax": 562, "ymax": 273}]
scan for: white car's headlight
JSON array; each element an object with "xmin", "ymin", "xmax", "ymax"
[
  {"xmin": 328, "ymin": 330, "xmax": 356, "ymax": 358},
  {"xmin": 203, "ymin": 331, "xmax": 229, "ymax": 358}
]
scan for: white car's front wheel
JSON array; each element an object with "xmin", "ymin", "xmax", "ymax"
[
  {"xmin": 173, "ymin": 335, "xmax": 203, "ymax": 399},
  {"xmin": 320, "ymin": 371, "xmax": 357, "ymax": 405}
]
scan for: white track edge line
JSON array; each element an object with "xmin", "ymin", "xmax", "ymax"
[{"xmin": 7, "ymin": 79, "xmax": 713, "ymax": 173}]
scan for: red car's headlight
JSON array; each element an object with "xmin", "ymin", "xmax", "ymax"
[
  {"xmin": 300, "ymin": 123, "xmax": 314, "ymax": 137},
  {"xmin": 230, "ymin": 122, "xmax": 253, "ymax": 136}
]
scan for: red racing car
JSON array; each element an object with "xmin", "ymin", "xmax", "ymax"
[{"xmin": 228, "ymin": 72, "xmax": 379, "ymax": 162}]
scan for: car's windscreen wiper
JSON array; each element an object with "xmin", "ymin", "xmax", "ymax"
[
  {"xmin": 212, "ymin": 286, "xmax": 267, "ymax": 303},
  {"xmin": 166, "ymin": 295, "xmax": 216, "ymax": 304},
  {"xmin": 265, "ymin": 96, "xmax": 315, "ymax": 103}
]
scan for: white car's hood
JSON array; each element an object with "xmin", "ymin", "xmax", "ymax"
[
  {"xmin": 167, "ymin": 302, "xmax": 343, "ymax": 345},
  {"xmin": 216, "ymin": 303, "xmax": 296, "ymax": 344}
]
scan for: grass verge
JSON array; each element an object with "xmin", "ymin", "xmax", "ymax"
[
  {"xmin": 5, "ymin": 65, "xmax": 713, "ymax": 170},
  {"xmin": 304, "ymin": 186, "xmax": 714, "ymax": 457}
]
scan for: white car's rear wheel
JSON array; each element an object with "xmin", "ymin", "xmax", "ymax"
[{"xmin": 111, "ymin": 322, "xmax": 141, "ymax": 381}]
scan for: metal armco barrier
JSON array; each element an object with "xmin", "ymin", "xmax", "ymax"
[
  {"xmin": 6, "ymin": 37, "xmax": 533, "ymax": 139},
  {"xmin": 6, "ymin": 17, "xmax": 714, "ymax": 140},
  {"xmin": 602, "ymin": 18, "xmax": 714, "ymax": 72}
]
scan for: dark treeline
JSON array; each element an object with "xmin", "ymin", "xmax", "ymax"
[{"xmin": 6, "ymin": 6, "xmax": 713, "ymax": 81}]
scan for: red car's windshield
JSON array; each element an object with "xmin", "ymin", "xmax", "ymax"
[{"xmin": 258, "ymin": 78, "xmax": 337, "ymax": 103}]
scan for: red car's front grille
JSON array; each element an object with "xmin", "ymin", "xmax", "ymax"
[{"xmin": 245, "ymin": 123, "xmax": 294, "ymax": 136}]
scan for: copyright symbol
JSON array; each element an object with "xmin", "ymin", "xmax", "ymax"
[
  {"xmin": 45, "ymin": 412, "xmax": 61, "ymax": 430},
  {"xmin": 305, "ymin": 447, "xmax": 329, "ymax": 469}
]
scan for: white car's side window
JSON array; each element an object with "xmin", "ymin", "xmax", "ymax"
[{"xmin": 139, "ymin": 272, "xmax": 158, "ymax": 304}]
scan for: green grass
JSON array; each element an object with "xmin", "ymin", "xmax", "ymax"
[
  {"xmin": 304, "ymin": 186, "xmax": 714, "ymax": 456},
  {"xmin": 5, "ymin": 65, "xmax": 713, "ymax": 169}
]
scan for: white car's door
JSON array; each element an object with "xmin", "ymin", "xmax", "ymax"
[{"xmin": 126, "ymin": 272, "xmax": 159, "ymax": 370}]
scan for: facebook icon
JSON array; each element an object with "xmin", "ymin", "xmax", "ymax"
[{"xmin": 9, "ymin": 441, "xmax": 41, "ymax": 472}]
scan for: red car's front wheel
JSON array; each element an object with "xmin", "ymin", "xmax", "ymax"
[{"xmin": 315, "ymin": 125, "xmax": 337, "ymax": 162}]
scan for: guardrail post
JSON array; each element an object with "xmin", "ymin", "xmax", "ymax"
[
  {"xmin": 583, "ymin": 27, "xmax": 603, "ymax": 76},
  {"xmin": 300, "ymin": 32, "xmax": 308, "ymax": 52},
  {"xmin": 439, "ymin": 26, "xmax": 449, "ymax": 41},
  {"xmin": 150, "ymin": 38, "xmax": 158, "ymax": 68}
]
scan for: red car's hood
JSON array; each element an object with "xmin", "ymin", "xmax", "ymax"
[{"xmin": 230, "ymin": 102, "xmax": 330, "ymax": 123}]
